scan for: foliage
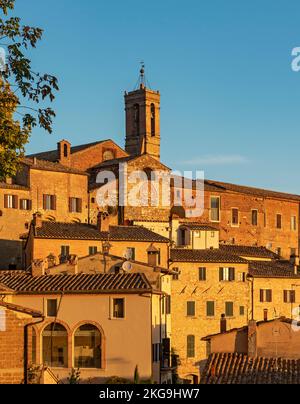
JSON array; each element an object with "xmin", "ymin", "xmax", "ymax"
[
  {"xmin": 67, "ymin": 368, "xmax": 81, "ymax": 385},
  {"xmin": 171, "ymin": 349, "xmax": 181, "ymax": 384},
  {"xmin": 105, "ymin": 376, "xmax": 132, "ymax": 384},
  {"xmin": 0, "ymin": 0, "xmax": 58, "ymax": 179}
]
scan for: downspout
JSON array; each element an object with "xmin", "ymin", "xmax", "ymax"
[
  {"xmin": 24, "ymin": 316, "xmax": 45, "ymax": 385},
  {"xmin": 247, "ymin": 275, "xmax": 254, "ymax": 321}
]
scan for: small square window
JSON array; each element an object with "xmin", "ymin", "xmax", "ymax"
[
  {"xmin": 47, "ymin": 299, "xmax": 57, "ymax": 317},
  {"xmin": 240, "ymin": 306, "xmax": 245, "ymax": 316},
  {"xmin": 112, "ymin": 298, "xmax": 125, "ymax": 319}
]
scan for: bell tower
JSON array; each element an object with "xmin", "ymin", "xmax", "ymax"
[{"xmin": 125, "ymin": 65, "xmax": 161, "ymax": 161}]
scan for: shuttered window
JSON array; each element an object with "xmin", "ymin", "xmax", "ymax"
[
  {"xmin": 20, "ymin": 199, "xmax": 32, "ymax": 211},
  {"xmin": 69, "ymin": 197, "xmax": 82, "ymax": 213},
  {"xmin": 187, "ymin": 301, "xmax": 196, "ymax": 317},
  {"xmin": 199, "ymin": 267, "xmax": 206, "ymax": 281},
  {"xmin": 231, "ymin": 208, "xmax": 239, "ymax": 226},
  {"xmin": 4, "ymin": 194, "xmax": 18, "ymax": 209},
  {"xmin": 206, "ymin": 301, "xmax": 215, "ymax": 317},
  {"xmin": 187, "ymin": 335, "xmax": 195, "ymax": 358},
  {"xmin": 260, "ymin": 289, "xmax": 272, "ymax": 303},
  {"xmin": 43, "ymin": 195, "xmax": 56, "ymax": 210},
  {"xmin": 284, "ymin": 290, "xmax": 296, "ymax": 303},
  {"xmin": 225, "ymin": 302, "xmax": 234, "ymax": 317},
  {"xmin": 219, "ymin": 267, "xmax": 235, "ymax": 282}
]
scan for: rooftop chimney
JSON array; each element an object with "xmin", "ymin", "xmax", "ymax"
[
  {"xmin": 57, "ymin": 140, "xmax": 71, "ymax": 167},
  {"xmin": 220, "ymin": 314, "xmax": 227, "ymax": 334},
  {"xmin": 33, "ymin": 212, "xmax": 43, "ymax": 229}
]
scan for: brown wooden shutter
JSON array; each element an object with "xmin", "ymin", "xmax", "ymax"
[
  {"xmin": 283, "ymin": 290, "xmax": 288, "ymax": 303},
  {"xmin": 77, "ymin": 198, "xmax": 82, "ymax": 213},
  {"xmin": 267, "ymin": 290, "xmax": 272, "ymax": 303},
  {"xmin": 43, "ymin": 194, "xmax": 47, "ymax": 210},
  {"xmin": 69, "ymin": 198, "xmax": 72, "ymax": 213},
  {"xmin": 229, "ymin": 267, "xmax": 235, "ymax": 281},
  {"xmin": 19, "ymin": 199, "xmax": 23, "ymax": 210},
  {"xmin": 291, "ymin": 291, "xmax": 296, "ymax": 303},
  {"xmin": 260, "ymin": 289, "xmax": 264, "ymax": 302},
  {"xmin": 4, "ymin": 195, "xmax": 8, "ymax": 208},
  {"xmin": 13, "ymin": 195, "xmax": 18, "ymax": 209},
  {"xmin": 52, "ymin": 195, "xmax": 57, "ymax": 210},
  {"xmin": 219, "ymin": 268, "xmax": 224, "ymax": 281},
  {"xmin": 28, "ymin": 200, "xmax": 32, "ymax": 211}
]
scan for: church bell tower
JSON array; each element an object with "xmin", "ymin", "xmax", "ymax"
[{"xmin": 124, "ymin": 65, "xmax": 161, "ymax": 161}]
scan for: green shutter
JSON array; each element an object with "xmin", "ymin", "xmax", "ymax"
[{"xmin": 206, "ymin": 301, "xmax": 215, "ymax": 317}]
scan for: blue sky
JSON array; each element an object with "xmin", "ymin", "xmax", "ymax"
[{"xmin": 12, "ymin": 0, "xmax": 300, "ymax": 193}]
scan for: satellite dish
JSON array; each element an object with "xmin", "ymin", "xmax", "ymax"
[{"xmin": 122, "ymin": 261, "xmax": 133, "ymax": 272}]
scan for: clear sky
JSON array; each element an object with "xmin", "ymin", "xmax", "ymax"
[{"xmin": 12, "ymin": 0, "xmax": 300, "ymax": 193}]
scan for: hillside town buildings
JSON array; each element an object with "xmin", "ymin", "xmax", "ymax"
[{"xmin": 1, "ymin": 72, "xmax": 300, "ymax": 383}]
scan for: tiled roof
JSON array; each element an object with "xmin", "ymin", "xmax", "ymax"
[
  {"xmin": 170, "ymin": 248, "xmax": 247, "ymax": 263},
  {"xmin": 0, "ymin": 182, "xmax": 30, "ymax": 191},
  {"xmin": 22, "ymin": 158, "xmax": 88, "ymax": 176},
  {"xmin": 220, "ymin": 245, "xmax": 278, "ymax": 259},
  {"xmin": 34, "ymin": 222, "xmax": 169, "ymax": 243},
  {"xmin": 0, "ymin": 300, "xmax": 43, "ymax": 318},
  {"xmin": 27, "ymin": 140, "xmax": 110, "ymax": 162},
  {"xmin": 204, "ymin": 179, "xmax": 300, "ymax": 202},
  {"xmin": 0, "ymin": 273, "xmax": 152, "ymax": 294},
  {"xmin": 201, "ymin": 353, "xmax": 300, "ymax": 384},
  {"xmin": 249, "ymin": 261, "xmax": 300, "ymax": 278},
  {"xmin": 108, "ymin": 226, "xmax": 169, "ymax": 242},
  {"xmin": 35, "ymin": 222, "xmax": 106, "ymax": 240},
  {"xmin": 179, "ymin": 223, "xmax": 218, "ymax": 231}
]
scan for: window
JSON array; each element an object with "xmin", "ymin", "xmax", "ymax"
[
  {"xmin": 187, "ymin": 335, "xmax": 195, "ymax": 358},
  {"xmin": 43, "ymin": 194, "xmax": 56, "ymax": 211},
  {"xmin": 291, "ymin": 216, "xmax": 297, "ymax": 231},
  {"xmin": 260, "ymin": 289, "xmax": 272, "ymax": 303},
  {"xmin": 187, "ymin": 301, "xmax": 196, "ymax": 317},
  {"xmin": 112, "ymin": 298, "xmax": 125, "ymax": 319},
  {"xmin": 20, "ymin": 199, "xmax": 31, "ymax": 211},
  {"xmin": 252, "ymin": 210, "xmax": 258, "ymax": 226},
  {"xmin": 60, "ymin": 246, "xmax": 70, "ymax": 263},
  {"xmin": 126, "ymin": 247, "xmax": 135, "ymax": 261},
  {"xmin": 199, "ymin": 267, "xmax": 207, "ymax": 281},
  {"xmin": 240, "ymin": 306, "xmax": 245, "ymax": 316},
  {"xmin": 133, "ymin": 104, "xmax": 140, "ymax": 134},
  {"xmin": 276, "ymin": 214, "xmax": 282, "ymax": 229},
  {"xmin": 210, "ymin": 197, "xmax": 220, "ymax": 222},
  {"xmin": 225, "ymin": 302, "xmax": 234, "ymax": 317},
  {"xmin": 206, "ymin": 301, "xmax": 215, "ymax": 317},
  {"xmin": 47, "ymin": 299, "xmax": 57, "ymax": 317},
  {"xmin": 219, "ymin": 267, "xmax": 235, "ymax": 282},
  {"xmin": 74, "ymin": 324, "xmax": 102, "ymax": 369},
  {"xmin": 166, "ymin": 296, "xmax": 171, "ymax": 315},
  {"xmin": 89, "ymin": 246, "xmax": 98, "ymax": 255},
  {"xmin": 42, "ymin": 323, "xmax": 68, "ymax": 368},
  {"xmin": 63, "ymin": 143, "xmax": 68, "ymax": 158},
  {"xmin": 172, "ymin": 268, "xmax": 180, "ymax": 281},
  {"xmin": 4, "ymin": 194, "xmax": 18, "ymax": 209},
  {"xmin": 231, "ymin": 208, "xmax": 239, "ymax": 226},
  {"xmin": 69, "ymin": 198, "xmax": 82, "ymax": 213},
  {"xmin": 238, "ymin": 272, "xmax": 246, "ymax": 282},
  {"xmin": 264, "ymin": 309, "xmax": 268, "ymax": 322},
  {"xmin": 211, "ymin": 231, "xmax": 215, "ymax": 238},
  {"xmin": 284, "ymin": 290, "xmax": 296, "ymax": 303},
  {"xmin": 152, "ymin": 343, "xmax": 160, "ymax": 362},
  {"xmin": 151, "ymin": 103, "xmax": 156, "ymax": 136}
]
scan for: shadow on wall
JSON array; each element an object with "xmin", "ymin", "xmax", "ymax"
[{"xmin": 0, "ymin": 239, "xmax": 23, "ymax": 270}]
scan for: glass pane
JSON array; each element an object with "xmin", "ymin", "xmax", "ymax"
[
  {"xmin": 42, "ymin": 323, "xmax": 68, "ymax": 368},
  {"xmin": 74, "ymin": 324, "xmax": 101, "ymax": 369}
]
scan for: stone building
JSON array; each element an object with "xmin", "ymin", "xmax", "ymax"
[{"xmin": 0, "ymin": 272, "xmax": 173, "ymax": 384}]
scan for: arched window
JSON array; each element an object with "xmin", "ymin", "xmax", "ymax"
[
  {"xmin": 133, "ymin": 104, "xmax": 140, "ymax": 135},
  {"xmin": 74, "ymin": 324, "xmax": 102, "ymax": 369},
  {"xmin": 32, "ymin": 328, "xmax": 36, "ymax": 364},
  {"xmin": 42, "ymin": 323, "xmax": 68, "ymax": 368},
  {"xmin": 151, "ymin": 103, "xmax": 155, "ymax": 136},
  {"xmin": 63, "ymin": 143, "xmax": 68, "ymax": 158}
]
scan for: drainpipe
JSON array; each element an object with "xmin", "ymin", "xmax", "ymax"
[{"xmin": 24, "ymin": 316, "xmax": 45, "ymax": 385}]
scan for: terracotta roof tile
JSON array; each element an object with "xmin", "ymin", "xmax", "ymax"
[
  {"xmin": 201, "ymin": 353, "xmax": 300, "ymax": 384},
  {"xmin": 219, "ymin": 245, "xmax": 278, "ymax": 259},
  {"xmin": 0, "ymin": 300, "xmax": 43, "ymax": 318},
  {"xmin": 0, "ymin": 182, "xmax": 30, "ymax": 191},
  {"xmin": 22, "ymin": 157, "xmax": 88, "ymax": 176},
  {"xmin": 179, "ymin": 223, "xmax": 219, "ymax": 231},
  {"xmin": 34, "ymin": 222, "xmax": 169, "ymax": 243},
  {"xmin": 170, "ymin": 248, "xmax": 247, "ymax": 263},
  {"xmin": 0, "ymin": 273, "xmax": 152, "ymax": 294},
  {"xmin": 249, "ymin": 261, "xmax": 300, "ymax": 278}
]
